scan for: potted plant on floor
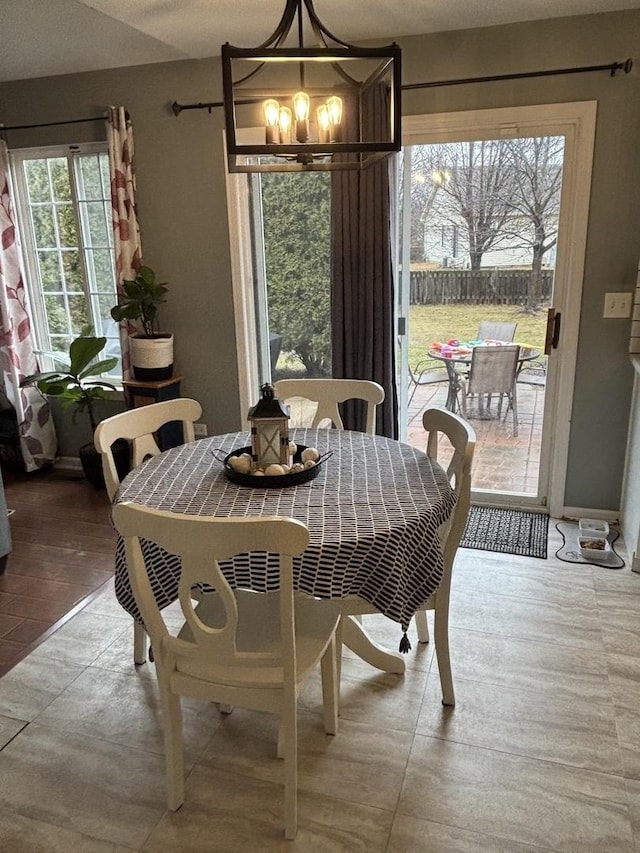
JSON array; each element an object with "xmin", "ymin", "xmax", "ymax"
[
  {"xmin": 110, "ymin": 265, "xmax": 173, "ymax": 381},
  {"xmin": 20, "ymin": 334, "xmax": 129, "ymax": 489}
]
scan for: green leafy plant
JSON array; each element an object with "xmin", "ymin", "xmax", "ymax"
[
  {"xmin": 20, "ymin": 335, "xmax": 118, "ymax": 434},
  {"xmin": 110, "ymin": 265, "xmax": 168, "ymax": 336},
  {"xmin": 261, "ymin": 172, "xmax": 331, "ymax": 376}
]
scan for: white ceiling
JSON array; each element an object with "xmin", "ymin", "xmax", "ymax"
[{"xmin": 3, "ymin": 0, "xmax": 640, "ymax": 83}]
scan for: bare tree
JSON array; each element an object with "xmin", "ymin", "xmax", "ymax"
[
  {"xmin": 406, "ymin": 136, "xmax": 564, "ymax": 308},
  {"xmin": 430, "ymin": 140, "xmax": 517, "ymax": 270},
  {"xmin": 502, "ymin": 136, "xmax": 564, "ymax": 311}
]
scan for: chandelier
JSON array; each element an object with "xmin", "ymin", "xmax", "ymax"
[{"xmin": 221, "ymin": 0, "xmax": 401, "ymax": 172}]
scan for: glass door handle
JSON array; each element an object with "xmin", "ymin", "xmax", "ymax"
[{"xmin": 544, "ymin": 308, "xmax": 561, "ymax": 354}]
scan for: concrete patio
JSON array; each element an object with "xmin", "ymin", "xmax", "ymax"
[{"xmin": 406, "ymin": 376, "xmax": 545, "ymax": 496}]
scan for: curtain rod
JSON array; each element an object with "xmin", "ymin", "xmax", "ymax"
[
  {"xmin": 171, "ymin": 57, "xmax": 632, "ymax": 115},
  {"xmin": 403, "ymin": 58, "xmax": 632, "ymax": 90},
  {"xmin": 0, "ymin": 114, "xmax": 107, "ymax": 132}
]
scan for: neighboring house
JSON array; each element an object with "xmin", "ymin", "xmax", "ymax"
[{"xmin": 423, "ymin": 217, "xmax": 557, "ymax": 269}]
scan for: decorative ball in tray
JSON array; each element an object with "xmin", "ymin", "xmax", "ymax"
[{"xmin": 222, "ymin": 443, "xmax": 330, "ymax": 488}]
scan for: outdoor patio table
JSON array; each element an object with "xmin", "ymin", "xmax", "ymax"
[
  {"xmin": 113, "ymin": 427, "xmax": 457, "ymax": 672},
  {"xmin": 428, "ymin": 343, "xmax": 540, "ymax": 412}
]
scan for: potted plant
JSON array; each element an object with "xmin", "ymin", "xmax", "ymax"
[
  {"xmin": 20, "ymin": 335, "xmax": 129, "ymax": 489},
  {"xmin": 110, "ymin": 265, "xmax": 173, "ymax": 381}
]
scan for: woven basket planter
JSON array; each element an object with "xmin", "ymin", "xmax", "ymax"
[{"xmin": 130, "ymin": 333, "xmax": 174, "ymax": 381}]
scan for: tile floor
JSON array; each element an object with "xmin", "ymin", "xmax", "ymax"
[{"xmin": 0, "ymin": 524, "xmax": 638, "ymax": 851}]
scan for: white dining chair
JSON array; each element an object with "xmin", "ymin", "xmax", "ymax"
[
  {"xmin": 112, "ymin": 502, "xmax": 339, "ymax": 840},
  {"xmin": 411, "ymin": 406, "xmax": 476, "ymax": 704},
  {"xmin": 94, "ymin": 397, "xmax": 202, "ymax": 663},
  {"xmin": 274, "ymin": 378, "xmax": 384, "ymax": 435},
  {"xmin": 337, "ymin": 406, "xmax": 475, "ymax": 706}
]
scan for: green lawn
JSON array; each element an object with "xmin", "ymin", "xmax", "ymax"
[
  {"xmin": 408, "ymin": 304, "xmax": 547, "ymax": 370},
  {"xmin": 277, "ymin": 303, "xmax": 548, "ymax": 376}
]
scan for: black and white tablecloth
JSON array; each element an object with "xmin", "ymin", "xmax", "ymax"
[{"xmin": 114, "ymin": 428, "xmax": 457, "ymax": 633}]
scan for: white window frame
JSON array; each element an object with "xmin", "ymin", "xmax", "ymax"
[{"xmin": 10, "ymin": 142, "xmax": 121, "ymax": 379}]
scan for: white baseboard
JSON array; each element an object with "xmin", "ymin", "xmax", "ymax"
[{"xmin": 560, "ymin": 507, "xmax": 620, "ymax": 523}]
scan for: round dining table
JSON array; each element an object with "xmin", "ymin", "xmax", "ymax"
[{"xmin": 113, "ymin": 427, "xmax": 457, "ymax": 668}]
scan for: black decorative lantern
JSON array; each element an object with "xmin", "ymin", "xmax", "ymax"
[{"xmin": 247, "ymin": 383, "xmax": 290, "ymax": 467}]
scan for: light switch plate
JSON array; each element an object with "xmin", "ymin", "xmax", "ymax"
[{"xmin": 604, "ymin": 292, "xmax": 633, "ymax": 318}]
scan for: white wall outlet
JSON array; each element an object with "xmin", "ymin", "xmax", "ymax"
[
  {"xmin": 194, "ymin": 423, "xmax": 207, "ymax": 437},
  {"xmin": 603, "ymin": 291, "xmax": 633, "ymax": 318}
]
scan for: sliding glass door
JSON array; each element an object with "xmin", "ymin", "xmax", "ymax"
[{"xmin": 397, "ymin": 104, "xmax": 596, "ymax": 515}]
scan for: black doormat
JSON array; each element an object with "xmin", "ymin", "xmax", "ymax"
[
  {"xmin": 555, "ymin": 521, "xmax": 625, "ymax": 570},
  {"xmin": 460, "ymin": 506, "xmax": 549, "ymax": 559}
]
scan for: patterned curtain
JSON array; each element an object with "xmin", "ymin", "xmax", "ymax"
[
  {"xmin": 0, "ymin": 140, "xmax": 57, "ymax": 471},
  {"xmin": 106, "ymin": 106, "xmax": 142, "ymax": 380}
]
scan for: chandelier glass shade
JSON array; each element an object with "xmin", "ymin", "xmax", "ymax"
[{"xmin": 221, "ymin": 0, "xmax": 401, "ymax": 172}]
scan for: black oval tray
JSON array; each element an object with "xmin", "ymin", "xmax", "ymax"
[{"xmin": 221, "ymin": 444, "xmax": 330, "ymax": 489}]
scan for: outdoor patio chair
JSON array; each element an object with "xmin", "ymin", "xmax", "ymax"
[
  {"xmin": 460, "ymin": 345, "xmax": 519, "ymax": 436},
  {"xmin": 407, "ymin": 358, "xmax": 450, "ymax": 406},
  {"xmin": 477, "ymin": 320, "xmax": 517, "ymax": 342},
  {"xmin": 517, "ymin": 357, "xmax": 547, "ymax": 388}
]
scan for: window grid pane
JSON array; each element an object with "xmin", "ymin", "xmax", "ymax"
[
  {"xmin": 17, "ymin": 147, "xmax": 120, "ymax": 378},
  {"xmin": 72, "ymin": 153, "xmax": 119, "ymax": 371}
]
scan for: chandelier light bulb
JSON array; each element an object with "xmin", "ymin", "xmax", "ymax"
[
  {"xmin": 264, "ymin": 99, "xmax": 280, "ymax": 144},
  {"xmin": 327, "ymin": 96, "xmax": 342, "ymax": 125},
  {"xmin": 293, "ymin": 91, "xmax": 310, "ymax": 143},
  {"xmin": 432, "ymin": 168, "xmax": 451, "ymax": 185},
  {"xmin": 293, "ymin": 91, "xmax": 310, "ymax": 121},
  {"xmin": 278, "ymin": 106, "xmax": 292, "ymax": 144},
  {"xmin": 317, "ymin": 104, "xmax": 330, "ymax": 144},
  {"xmin": 326, "ymin": 95, "xmax": 343, "ymax": 142}
]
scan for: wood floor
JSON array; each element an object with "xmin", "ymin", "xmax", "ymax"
[{"xmin": 0, "ymin": 465, "xmax": 115, "ymax": 677}]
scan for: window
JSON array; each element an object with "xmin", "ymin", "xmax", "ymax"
[
  {"xmin": 250, "ymin": 169, "xmax": 332, "ymax": 384},
  {"xmin": 10, "ymin": 143, "xmax": 121, "ymax": 377}
]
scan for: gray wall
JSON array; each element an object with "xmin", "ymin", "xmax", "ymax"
[{"xmin": 1, "ymin": 9, "xmax": 639, "ymax": 510}]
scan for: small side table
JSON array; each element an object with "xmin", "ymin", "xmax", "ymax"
[{"xmin": 122, "ymin": 376, "xmax": 184, "ymax": 451}]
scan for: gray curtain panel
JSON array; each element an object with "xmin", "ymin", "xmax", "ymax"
[{"xmin": 330, "ymin": 84, "xmax": 398, "ymax": 438}]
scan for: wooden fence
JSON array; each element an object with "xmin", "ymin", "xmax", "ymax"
[{"xmin": 409, "ymin": 268, "xmax": 554, "ymax": 305}]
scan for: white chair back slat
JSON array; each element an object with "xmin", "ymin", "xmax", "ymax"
[
  {"xmin": 94, "ymin": 398, "xmax": 202, "ymax": 501},
  {"xmin": 274, "ymin": 378, "xmax": 384, "ymax": 435}
]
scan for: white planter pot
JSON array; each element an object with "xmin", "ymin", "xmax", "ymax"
[{"xmin": 130, "ymin": 333, "xmax": 174, "ymax": 381}]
